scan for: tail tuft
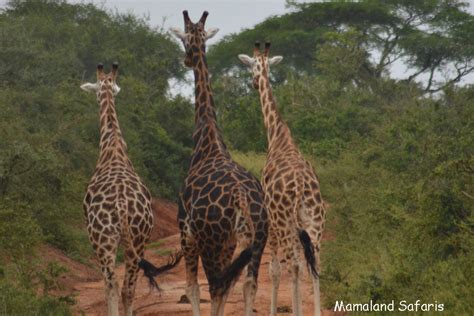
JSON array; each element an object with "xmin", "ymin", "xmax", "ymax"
[
  {"xmin": 138, "ymin": 250, "xmax": 184, "ymax": 290},
  {"xmin": 298, "ymin": 229, "xmax": 318, "ymax": 279},
  {"xmin": 210, "ymin": 247, "xmax": 253, "ymax": 296},
  {"xmin": 139, "ymin": 258, "xmax": 161, "ymax": 290}
]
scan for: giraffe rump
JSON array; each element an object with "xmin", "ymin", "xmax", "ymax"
[
  {"xmin": 298, "ymin": 229, "xmax": 319, "ymax": 279},
  {"xmin": 138, "ymin": 250, "xmax": 183, "ymax": 290},
  {"xmin": 209, "ymin": 246, "xmax": 253, "ymax": 296}
]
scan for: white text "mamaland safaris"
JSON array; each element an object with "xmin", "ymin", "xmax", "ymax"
[{"xmin": 334, "ymin": 300, "xmax": 444, "ymax": 312}]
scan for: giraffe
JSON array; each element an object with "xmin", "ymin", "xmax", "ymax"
[
  {"xmin": 170, "ymin": 11, "xmax": 268, "ymax": 316},
  {"xmin": 239, "ymin": 42, "xmax": 326, "ymax": 316},
  {"xmin": 80, "ymin": 63, "xmax": 182, "ymax": 316}
]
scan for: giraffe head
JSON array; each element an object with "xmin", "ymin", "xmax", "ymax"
[
  {"xmin": 170, "ymin": 11, "xmax": 219, "ymax": 67},
  {"xmin": 238, "ymin": 42, "xmax": 283, "ymax": 89},
  {"xmin": 80, "ymin": 63, "xmax": 121, "ymax": 98}
]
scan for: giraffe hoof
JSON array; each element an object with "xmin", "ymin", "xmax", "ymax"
[{"xmin": 277, "ymin": 306, "xmax": 292, "ymax": 313}]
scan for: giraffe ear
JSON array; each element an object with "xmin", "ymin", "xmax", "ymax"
[
  {"xmin": 169, "ymin": 27, "xmax": 186, "ymax": 40},
  {"xmin": 238, "ymin": 54, "xmax": 254, "ymax": 67},
  {"xmin": 205, "ymin": 28, "xmax": 219, "ymax": 40},
  {"xmin": 113, "ymin": 83, "xmax": 121, "ymax": 95},
  {"xmin": 80, "ymin": 82, "xmax": 99, "ymax": 93},
  {"xmin": 269, "ymin": 56, "xmax": 283, "ymax": 66}
]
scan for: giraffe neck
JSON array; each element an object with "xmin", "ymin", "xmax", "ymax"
[
  {"xmin": 258, "ymin": 72, "xmax": 293, "ymax": 149},
  {"xmin": 190, "ymin": 50, "xmax": 230, "ymax": 167},
  {"xmin": 96, "ymin": 90, "xmax": 132, "ymax": 168}
]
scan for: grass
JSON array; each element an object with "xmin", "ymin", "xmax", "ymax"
[
  {"xmin": 154, "ymin": 248, "xmax": 174, "ymax": 257},
  {"xmin": 230, "ymin": 150, "xmax": 266, "ymax": 178},
  {"xmin": 145, "ymin": 240, "xmax": 165, "ymax": 250}
]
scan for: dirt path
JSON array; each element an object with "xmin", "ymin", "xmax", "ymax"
[
  {"xmin": 54, "ymin": 198, "xmax": 340, "ymax": 315},
  {"xmin": 73, "ymin": 233, "xmax": 340, "ymax": 315}
]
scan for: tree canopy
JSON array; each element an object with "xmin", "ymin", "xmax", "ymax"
[{"xmin": 208, "ymin": 0, "xmax": 474, "ymax": 92}]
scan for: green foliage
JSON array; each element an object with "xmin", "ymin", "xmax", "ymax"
[
  {"xmin": 213, "ymin": 76, "xmax": 267, "ymax": 152},
  {"xmin": 0, "ymin": 262, "xmax": 73, "ymax": 315},
  {"xmin": 0, "ymin": 206, "xmax": 42, "ymax": 259},
  {"xmin": 229, "ymin": 151, "xmax": 266, "ymax": 178},
  {"xmin": 319, "ymin": 89, "xmax": 473, "ymax": 312}
]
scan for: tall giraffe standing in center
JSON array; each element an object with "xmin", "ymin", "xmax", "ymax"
[
  {"xmin": 170, "ymin": 11, "xmax": 268, "ymax": 316},
  {"xmin": 239, "ymin": 43, "xmax": 326, "ymax": 316},
  {"xmin": 80, "ymin": 63, "xmax": 182, "ymax": 316}
]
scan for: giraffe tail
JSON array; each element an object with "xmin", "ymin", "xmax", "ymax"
[
  {"xmin": 294, "ymin": 181, "xmax": 319, "ymax": 280},
  {"xmin": 138, "ymin": 250, "xmax": 183, "ymax": 290},
  {"xmin": 298, "ymin": 229, "xmax": 318, "ymax": 279},
  {"xmin": 117, "ymin": 198, "xmax": 183, "ymax": 291},
  {"xmin": 210, "ymin": 247, "xmax": 253, "ymax": 296}
]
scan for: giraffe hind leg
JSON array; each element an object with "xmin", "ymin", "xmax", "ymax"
[
  {"xmin": 103, "ymin": 265, "xmax": 120, "ymax": 316},
  {"xmin": 92, "ymin": 237, "xmax": 120, "ymax": 316},
  {"xmin": 121, "ymin": 244, "xmax": 144, "ymax": 316},
  {"xmin": 235, "ymin": 213, "xmax": 259, "ymax": 316},
  {"xmin": 311, "ymin": 242, "xmax": 322, "ymax": 316},
  {"xmin": 283, "ymin": 236, "xmax": 303, "ymax": 316},
  {"xmin": 217, "ymin": 244, "xmax": 237, "ymax": 316},
  {"xmin": 301, "ymin": 225, "xmax": 322, "ymax": 316},
  {"xmin": 181, "ymin": 232, "xmax": 201, "ymax": 316}
]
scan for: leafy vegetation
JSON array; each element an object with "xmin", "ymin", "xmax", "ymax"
[{"xmin": 0, "ymin": 0, "xmax": 472, "ymax": 314}]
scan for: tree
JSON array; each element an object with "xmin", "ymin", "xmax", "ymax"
[{"xmin": 208, "ymin": 0, "xmax": 474, "ymax": 92}]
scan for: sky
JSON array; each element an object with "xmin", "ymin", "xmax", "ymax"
[
  {"xmin": 1, "ymin": 0, "xmax": 473, "ymax": 95},
  {"xmin": 75, "ymin": 0, "xmax": 290, "ymax": 44}
]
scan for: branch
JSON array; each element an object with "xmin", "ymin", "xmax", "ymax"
[
  {"xmin": 405, "ymin": 64, "xmax": 431, "ymax": 82},
  {"xmin": 375, "ymin": 33, "xmax": 400, "ymax": 77},
  {"xmin": 424, "ymin": 65, "xmax": 437, "ymax": 92},
  {"xmin": 426, "ymin": 62, "xmax": 474, "ymax": 93}
]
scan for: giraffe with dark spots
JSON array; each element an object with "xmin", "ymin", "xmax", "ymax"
[
  {"xmin": 80, "ymin": 63, "xmax": 181, "ymax": 316},
  {"xmin": 170, "ymin": 11, "xmax": 268, "ymax": 316},
  {"xmin": 239, "ymin": 43, "xmax": 327, "ymax": 316}
]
